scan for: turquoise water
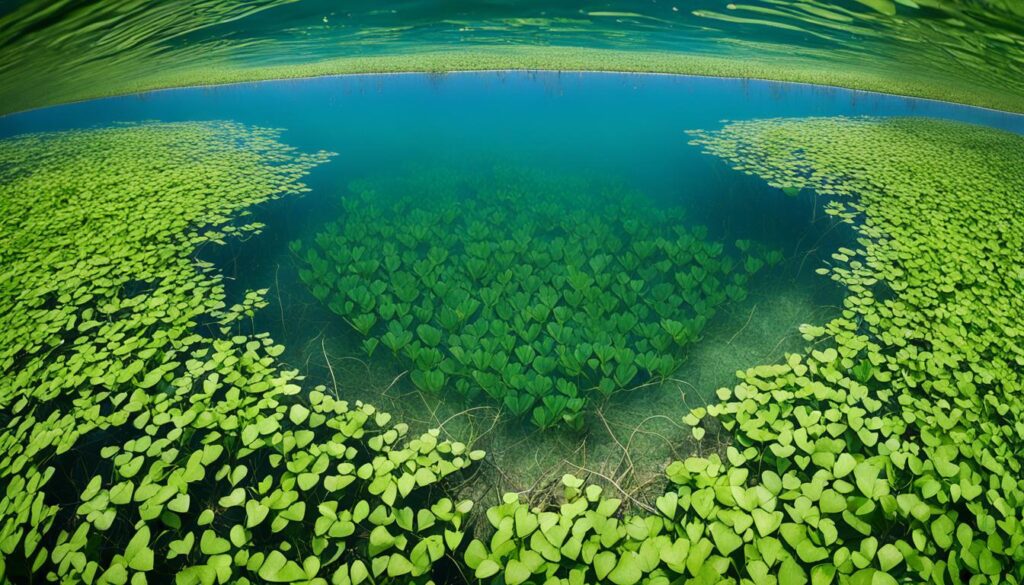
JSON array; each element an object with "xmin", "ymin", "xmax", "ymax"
[
  {"xmin": 3, "ymin": 71, "xmax": 1020, "ymax": 490},
  {"xmin": 6, "ymin": 71, "xmax": 1024, "ymax": 145},
  {"xmin": 3, "ymin": 74, "xmax": 1022, "ymax": 226},
  {"xmin": 4, "ymin": 69, "xmax": 1024, "ymax": 585}
]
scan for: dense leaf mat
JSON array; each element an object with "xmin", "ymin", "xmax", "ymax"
[
  {"xmin": 3, "ymin": 116, "xmax": 1023, "ymax": 585},
  {"xmin": 458, "ymin": 117, "xmax": 1024, "ymax": 585},
  {"xmin": 0, "ymin": 123, "xmax": 483, "ymax": 584},
  {"xmin": 294, "ymin": 171, "xmax": 780, "ymax": 430}
]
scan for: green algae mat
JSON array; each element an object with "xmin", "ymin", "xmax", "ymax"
[
  {"xmin": 2, "ymin": 115, "xmax": 1024, "ymax": 584},
  {"xmin": 1, "ymin": 0, "xmax": 1024, "ymax": 114}
]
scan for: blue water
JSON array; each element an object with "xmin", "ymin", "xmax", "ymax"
[
  {"xmin": 6, "ymin": 71, "xmax": 1023, "ymax": 487},
  {"xmin": 7, "ymin": 72, "xmax": 1022, "ymax": 312},
  {"xmin": 6, "ymin": 71, "xmax": 1022, "ymax": 332},
  {"xmin": 4, "ymin": 72, "xmax": 1023, "ymax": 174},
  {"xmin": 5, "ymin": 72, "xmax": 1020, "ymax": 244}
]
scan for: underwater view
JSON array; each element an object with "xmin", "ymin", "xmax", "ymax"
[{"xmin": 2, "ymin": 2, "xmax": 1024, "ymax": 585}]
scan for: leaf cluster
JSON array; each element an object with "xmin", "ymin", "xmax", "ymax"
[{"xmin": 295, "ymin": 171, "xmax": 781, "ymax": 430}]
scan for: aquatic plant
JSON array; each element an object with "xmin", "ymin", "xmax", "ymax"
[
  {"xmin": 0, "ymin": 123, "xmax": 481, "ymax": 583},
  {"xmin": 293, "ymin": 171, "xmax": 781, "ymax": 430},
  {"xmin": 5, "ymin": 114, "xmax": 1022, "ymax": 585},
  {"xmin": 459, "ymin": 117, "xmax": 1024, "ymax": 584}
]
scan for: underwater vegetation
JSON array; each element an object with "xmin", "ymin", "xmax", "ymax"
[
  {"xmin": 1, "ymin": 0, "xmax": 1024, "ymax": 114},
  {"xmin": 2, "ymin": 113, "xmax": 1024, "ymax": 585},
  {"xmin": 455, "ymin": 117, "xmax": 1024, "ymax": 585},
  {"xmin": 292, "ymin": 173, "xmax": 782, "ymax": 430},
  {"xmin": 0, "ymin": 122, "xmax": 480, "ymax": 584}
]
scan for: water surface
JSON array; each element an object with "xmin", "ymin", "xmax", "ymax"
[{"xmin": 2, "ymin": 0, "xmax": 1023, "ymax": 113}]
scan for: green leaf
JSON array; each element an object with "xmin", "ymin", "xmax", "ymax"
[
  {"xmin": 167, "ymin": 493, "xmax": 190, "ymax": 514},
  {"xmin": 444, "ymin": 529, "xmax": 463, "ymax": 550},
  {"xmin": 931, "ymin": 515, "xmax": 954, "ymax": 549},
  {"xmin": 81, "ymin": 475, "xmax": 103, "ymax": 501},
  {"xmin": 297, "ymin": 473, "xmax": 319, "ymax": 491},
  {"xmin": 877, "ymin": 544, "xmax": 902, "ymax": 572},
  {"xmin": 280, "ymin": 501, "xmax": 305, "ymax": 522},
  {"xmin": 811, "ymin": 563, "xmax": 836, "ymax": 585},
  {"xmin": 819, "ymin": 490, "xmax": 846, "ymax": 514},
  {"xmin": 797, "ymin": 539, "xmax": 829, "ymax": 563},
  {"xmin": 369, "ymin": 525, "xmax": 395, "ymax": 556},
  {"xmin": 387, "ymin": 554, "xmax": 413, "ymax": 577},
  {"xmin": 833, "ymin": 453, "xmax": 856, "ymax": 478},
  {"xmin": 397, "ymin": 473, "xmax": 415, "ymax": 497},
  {"xmin": 659, "ymin": 538, "xmax": 689, "ymax": 568},
  {"xmin": 246, "ymin": 500, "xmax": 270, "ymax": 528},
  {"xmin": 100, "ymin": 563, "xmax": 128, "ymax": 585},
  {"xmin": 710, "ymin": 522, "xmax": 742, "ymax": 555},
  {"xmin": 752, "ymin": 509, "xmax": 782, "ymax": 537},
  {"xmin": 259, "ymin": 550, "xmax": 307, "ymax": 583},
  {"xmin": 350, "ymin": 560, "xmax": 368, "ymax": 584},
  {"xmin": 853, "ymin": 461, "xmax": 882, "ymax": 498},
  {"xmin": 779, "ymin": 557, "xmax": 808, "ymax": 585},
  {"xmin": 289, "ymin": 404, "xmax": 310, "ymax": 425},
  {"xmin": 230, "ymin": 524, "xmax": 249, "ymax": 548},
  {"xmin": 504, "ymin": 559, "xmax": 532, "ymax": 585},
  {"xmin": 200, "ymin": 530, "xmax": 230, "ymax": 555},
  {"xmin": 515, "ymin": 506, "xmax": 538, "ymax": 538},
  {"xmin": 465, "ymin": 540, "xmax": 488, "ymax": 569},
  {"xmin": 608, "ymin": 553, "xmax": 642, "ymax": 585},
  {"xmin": 979, "ymin": 548, "xmax": 1001, "ymax": 575},
  {"xmin": 124, "ymin": 526, "xmax": 153, "ymax": 571},
  {"xmin": 594, "ymin": 551, "xmax": 616, "ymax": 580},
  {"xmin": 475, "ymin": 559, "xmax": 500, "ymax": 579},
  {"xmin": 168, "ymin": 532, "xmax": 195, "ymax": 559},
  {"xmin": 218, "ymin": 487, "xmax": 245, "ymax": 508}
]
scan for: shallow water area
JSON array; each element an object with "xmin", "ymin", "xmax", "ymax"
[
  {"xmin": 4, "ymin": 71, "xmax": 1023, "ymax": 505},
  {"xmin": 4, "ymin": 72, "xmax": 1024, "ymax": 585}
]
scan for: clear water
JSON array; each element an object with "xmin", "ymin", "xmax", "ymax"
[
  {"xmin": 4, "ymin": 72, "xmax": 1021, "ymax": 496},
  {"xmin": 3, "ymin": 0, "xmax": 1024, "ymax": 575}
]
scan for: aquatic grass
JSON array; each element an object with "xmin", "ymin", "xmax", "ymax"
[
  {"xmin": 460, "ymin": 117, "xmax": 1024, "ymax": 584},
  {"xmin": 292, "ymin": 169, "xmax": 782, "ymax": 430},
  {"xmin": 0, "ymin": 122, "xmax": 480, "ymax": 583}
]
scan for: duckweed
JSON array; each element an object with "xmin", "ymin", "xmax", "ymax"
[
  {"xmin": 293, "ymin": 171, "xmax": 781, "ymax": 430},
  {"xmin": 0, "ymin": 123, "xmax": 480, "ymax": 583}
]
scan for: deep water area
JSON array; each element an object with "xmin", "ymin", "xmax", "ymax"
[{"xmin": 3, "ymin": 72, "xmax": 1024, "ymax": 584}]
